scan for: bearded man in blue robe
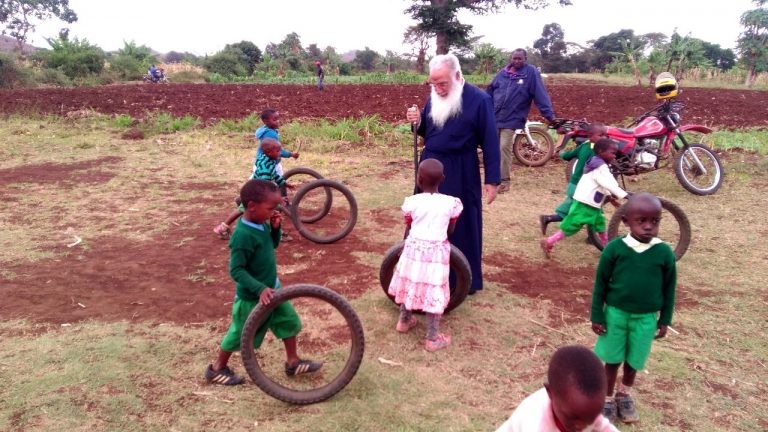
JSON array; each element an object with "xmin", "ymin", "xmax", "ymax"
[{"xmin": 406, "ymin": 53, "xmax": 501, "ymax": 295}]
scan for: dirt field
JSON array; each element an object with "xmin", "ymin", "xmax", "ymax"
[
  {"xmin": 1, "ymin": 83, "xmax": 766, "ymax": 431},
  {"xmin": 2, "ymin": 80, "xmax": 768, "ymax": 128}
]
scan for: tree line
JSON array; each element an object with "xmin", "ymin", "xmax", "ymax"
[{"xmin": 1, "ymin": 0, "xmax": 766, "ymax": 87}]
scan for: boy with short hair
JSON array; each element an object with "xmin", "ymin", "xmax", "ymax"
[
  {"xmin": 214, "ymin": 138, "xmax": 295, "ymax": 239},
  {"xmin": 495, "ymin": 345, "xmax": 618, "ymax": 432},
  {"xmin": 204, "ymin": 179, "xmax": 321, "ymax": 385},
  {"xmin": 255, "ymin": 109, "xmax": 299, "ymax": 177},
  {"xmin": 590, "ymin": 192, "xmax": 676, "ymax": 424},
  {"xmin": 539, "ymin": 123, "xmax": 608, "ymax": 235},
  {"xmin": 540, "ymin": 138, "xmax": 628, "ymax": 257}
]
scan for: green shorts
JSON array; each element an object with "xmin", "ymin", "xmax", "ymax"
[
  {"xmin": 220, "ymin": 297, "xmax": 302, "ymax": 352},
  {"xmin": 554, "ymin": 183, "xmax": 577, "ymax": 218},
  {"xmin": 594, "ymin": 305, "xmax": 657, "ymax": 370},
  {"xmin": 559, "ymin": 201, "xmax": 605, "ymax": 236}
]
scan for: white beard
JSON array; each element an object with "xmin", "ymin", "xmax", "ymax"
[{"xmin": 429, "ymin": 81, "xmax": 463, "ymax": 129}]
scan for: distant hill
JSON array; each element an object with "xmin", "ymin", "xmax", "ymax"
[{"xmin": 0, "ymin": 35, "xmax": 39, "ymax": 55}]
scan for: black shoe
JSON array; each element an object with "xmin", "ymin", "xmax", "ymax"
[
  {"xmin": 204, "ymin": 365, "xmax": 244, "ymax": 386},
  {"xmin": 285, "ymin": 359, "xmax": 323, "ymax": 376},
  {"xmin": 539, "ymin": 215, "xmax": 550, "ymax": 236}
]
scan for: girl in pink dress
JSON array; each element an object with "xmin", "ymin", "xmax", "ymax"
[{"xmin": 388, "ymin": 159, "xmax": 463, "ymax": 352}]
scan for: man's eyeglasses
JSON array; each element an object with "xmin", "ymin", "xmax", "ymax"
[{"xmin": 428, "ymin": 80, "xmax": 451, "ymax": 89}]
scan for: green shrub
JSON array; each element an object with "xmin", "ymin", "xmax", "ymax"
[
  {"xmin": 114, "ymin": 114, "xmax": 135, "ymax": 128},
  {"xmin": 145, "ymin": 112, "xmax": 199, "ymax": 134},
  {"xmin": 0, "ymin": 53, "xmax": 31, "ymax": 88},
  {"xmin": 204, "ymin": 49, "xmax": 248, "ymax": 77},
  {"xmin": 215, "ymin": 113, "xmax": 260, "ymax": 133},
  {"xmin": 42, "ymin": 36, "xmax": 106, "ymax": 79},
  {"xmin": 36, "ymin": 67, "xmax": 72, "ymax": 86}
]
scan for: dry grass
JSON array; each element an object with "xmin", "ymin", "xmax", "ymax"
[{"xmin": 0, "ymin": 116, "xmax": 766, "ymax": 431}]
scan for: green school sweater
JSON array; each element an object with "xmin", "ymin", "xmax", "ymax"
[
  {"xmin": 228, "ymin": 219, "xmax": 282, "ymax": 301},
  {"xmin": 590, "ymin": 236, "xmax": 677, "ymax": 325},
  {"xmin": 560, "ymin": 141, "xmax": 595, "ymax": 186}
]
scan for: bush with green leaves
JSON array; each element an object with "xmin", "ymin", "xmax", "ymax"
[
  {"xmin": 204, "ymin": 48, "xmax": 248, "ymax": 77},
  {"xmin": 38, "ymin": 36, "xmax": 106, "ymax": 79},
  {"xmin": 0, "ymin": 53, "xmax": 31, "ymax": 88},
  {"xmin": 109, "ymin": 41, "xmax": 157, "ymax": 80}
]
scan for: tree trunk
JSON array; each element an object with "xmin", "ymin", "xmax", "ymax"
[
  {"xmin": 436, "ymin": 32, "xmax": 448, "ymax": 55},
  {"xmin": 745, "ymin": 65, "xmax": 757, "ymax": 87},
  {"xmin": 415, "ymin": 48, "xmax": 426, "ymax": 73}
]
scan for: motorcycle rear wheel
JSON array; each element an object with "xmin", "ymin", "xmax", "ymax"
[
  {"xmin": 673, "ymin": 142, "xmax": 724, "ymax": 195},
  {"xmin": 512, "ymin": 127, "xmax": 554, "ymax": 167}
]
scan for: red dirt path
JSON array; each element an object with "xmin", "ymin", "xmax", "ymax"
[{"xmin": 2, "ymin": 81, "xmax": 767, "ymax": 128}]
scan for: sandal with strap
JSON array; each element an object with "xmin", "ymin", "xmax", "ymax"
[
  {"xmin": 425, "ymin": 333, "xmax": 451, "ymax": 352},
  {"xmin": 285, "ymin": 359, "xmax": 323, "ymax": 377},
  {"xmin": 213, "ymin": 222, "xmax": 231, "ymax": 239},
  {"xmin": 396, "ymin": 316, "xmax": 418, "ymax": 333},
  {"xmin": 204, "ymin": 364, "xmax": 244, "ymax": 386}
]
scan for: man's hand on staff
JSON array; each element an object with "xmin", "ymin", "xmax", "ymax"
[
  {"xmin": 484, "ymin": 184, "xmax": 498, "ymax": 204},
  {"xmin": 406, "ymin": 105, "xmax": 420, "ymax": 126}
]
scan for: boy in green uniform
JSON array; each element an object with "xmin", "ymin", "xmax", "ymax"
[
  {"xmin": 539, "ymin": 123, "xmax": 607, "ymax": 235},
  {"xmin": 590, "ymin": 193, "xmax": 677, "ymax": 424},
  {"xmin": 205, "ymin": 179, "xmax": 321, "ymax": 385}
]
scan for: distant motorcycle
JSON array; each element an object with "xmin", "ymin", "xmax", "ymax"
[
  {"xmin": 143, "ymin": 72, "xmax": 168, "ymax": 84},
  {"xmin": 552, "ymin": 98, "xmax": 724, "ymax": 195},
  {"xmin": 508, "ymin": 121, "xmax": 555, "ymax": 167}
]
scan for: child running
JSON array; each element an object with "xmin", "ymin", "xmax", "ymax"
[
  {"xmin": 214, "ymin": 138, "xmax": 295, "ymax": 239},
  {"xmin": 539, "ymin": 123, "xmax": 608, "ymax": 235},
  {"xmin": 590, "ymin": 192, "xmax": 676, "ymax": 424},
  {"xmin": 254, "ymin": 108, "xmax": 299, "ymax": 178},
  {"xmin": 495, "ymin": 345, "xmax": 619, "ymax": 432},
  {"xmin": 540, "ymin": 138, "xmax": 628, "ymax": 258},
  {"xmin": 388, "ymin": 158, "xmax": 463, "ymax": 352},
  {"xmin": 204, "ymin": 179, "xmax": 321, "ymax": 385}
]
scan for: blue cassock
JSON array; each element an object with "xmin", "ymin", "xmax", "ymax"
[{"xmin": 416, "ymin": 82, "xmax": 501, "ymax": 292}]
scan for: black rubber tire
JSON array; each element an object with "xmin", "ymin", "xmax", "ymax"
[
  {"xmin": 379, "ymin": 241, "xmax": 471, "ymax": 314},
  {"xmin": 283, "ymin": 167, "xmax": 331, "ymax": 223},
  {"xmin": 240, "ymin": 284, "xmax": 365, "ymax": 405},
  {"xmin": 673, "ymin": 143, "xmax": 724, "ymax": 196},
  {"xmin": 589, "ymin": 197, "xmax": 692, "ymax": 261},
  {"xmin": 512, "ymin": 127, "xmax": 555, "ymax": 167},
  {"xmin": 565, "ymin": 158, "xmax": 577, "ymax": 183},
  {"xmin": 291, "ymin": 179, "xmax": 358, "ymax": 244}
]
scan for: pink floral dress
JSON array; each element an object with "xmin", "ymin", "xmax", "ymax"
[{"xmin": 388, "ymin": 193, "xmax": 463, "ymax": 314}]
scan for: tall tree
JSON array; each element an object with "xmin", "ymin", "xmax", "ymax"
[
  {"xmin": 701, "ymin": 41, "xmax": 736, "ymax": 71},
  {"xmin": 533, "ymin": 22, "xmax": 567, "ymax": 72},
  {"xmin": 403, "ymin": 25, "xmax": 431, "ymax": 73},
  {"xmin": 0, "ymin": 0, "xmax": 77, "ymax": 56},
  {"xmin": 609, "ymin": 38, "xmax": 644, "ymax": 86},
  {"xmin": 590, "ymin": 29, "xmax": 643, "ymax": 71},
  {"xmin": 473, "ymin": 42, "xmax": 502, "ymax": 74},
  {"xmin": 354, "ymin": 46, "xmax": 379, "ymax": 71},
  {"xmin": 405, "ymin": 0, "xmax": 571, "ymax": 55},
  {"xmin": 737, "ymin": 0, "xmax": 768, "ymax": 86},
  {"xmin": 224, "ymin": 41, "xmax": 262, "ymax": 75}
]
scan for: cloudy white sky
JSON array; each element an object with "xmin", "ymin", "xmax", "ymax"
[{"xmin": 28, "ymin": 0, "xmax": 755, "ymax": 56}]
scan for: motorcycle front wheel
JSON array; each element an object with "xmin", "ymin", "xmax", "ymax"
[
  {"xmin": 512, "ymin": 127, "xmax": 555, "ymax": 167},
  {"xmin": 674, "ymin": 142, "xmax": 724, "ymax": 195}
]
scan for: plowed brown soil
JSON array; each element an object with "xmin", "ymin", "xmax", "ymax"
[{"xmin": 2, "ymin": 81, "xmax": 766, "ymax": 128}]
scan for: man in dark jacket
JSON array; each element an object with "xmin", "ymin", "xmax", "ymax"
[{"xmin": 486, "ymin": 49, "xmax": 555, "ymax": 192}]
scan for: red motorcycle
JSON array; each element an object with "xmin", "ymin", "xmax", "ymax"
[{"xmin": 551, "ymin": 98, "xmax": 724, "ymax": 195}]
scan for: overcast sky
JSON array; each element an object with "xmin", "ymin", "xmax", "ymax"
[{"xmin": 29, "ymin": 0, "xmax": 754, "ymax": 56}]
